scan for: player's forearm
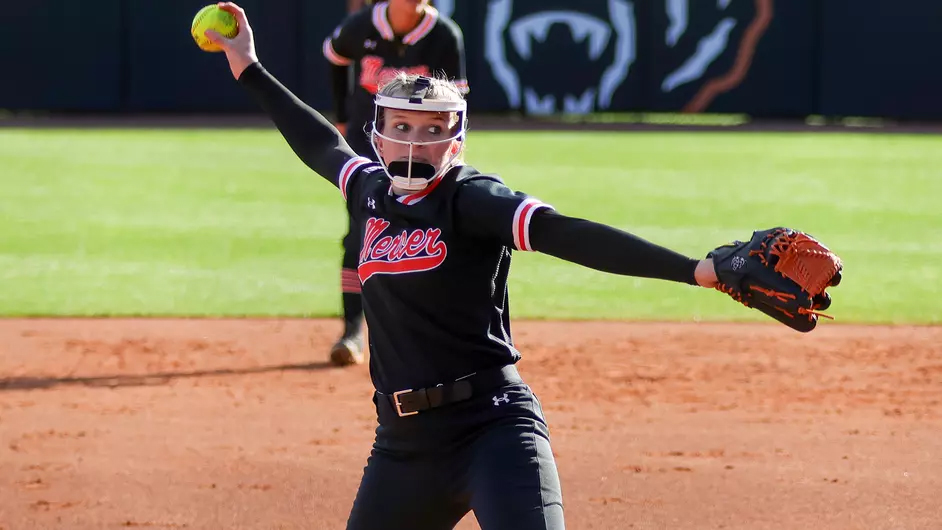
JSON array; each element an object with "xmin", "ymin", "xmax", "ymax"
[
  {"xmin": 238, "ymin": 62, "xmax": 354, "ymax": 180},
  {"xmin": 529, "ymin": 211, "xmax": 700, "ymax": 285}
]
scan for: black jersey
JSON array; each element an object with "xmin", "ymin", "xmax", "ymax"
[
  {"xmin": 334, "ymin": 158, "xmax": 551, "ymax": 393},
  {"xmin": 323, "ymin": 2, "xmax": 468, "ymax": 153}
]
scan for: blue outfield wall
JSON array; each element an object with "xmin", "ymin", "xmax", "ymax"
[{"xmin": 1, "ymin": 0, "xmax": 940, "ymax": 120}]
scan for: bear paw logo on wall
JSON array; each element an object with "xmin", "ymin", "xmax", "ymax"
[{"xmin": 484, "ymin": 0, "xmax": 773, "ymax": 115}]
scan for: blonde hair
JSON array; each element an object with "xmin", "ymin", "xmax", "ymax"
[{"xmin": 378, "ymin": 71, "xmax": 465, "ymax": 105}]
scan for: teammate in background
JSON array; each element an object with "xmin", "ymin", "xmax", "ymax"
[
  {"xmin": 323, "ymin": 0, "xmax": 469, "ymax": 366},
  {"xmin": 206, "ymin": 4, "xmax": 723, "ymax": 528}
]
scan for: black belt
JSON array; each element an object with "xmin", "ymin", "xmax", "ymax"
[{"xmin": 379, "ymin": 365, "xmax": 522, "ymax": 417}]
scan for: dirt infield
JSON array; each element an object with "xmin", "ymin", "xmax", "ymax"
[{"xmin": 1, "ymin": 319, "xmax": 940, "ymax": 529}]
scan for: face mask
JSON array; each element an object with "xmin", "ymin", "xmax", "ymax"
[{"xmin": 369, "ymin": 77, "xmax": 468, "ymax": 191}]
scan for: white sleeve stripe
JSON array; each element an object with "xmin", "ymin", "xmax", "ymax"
[
  {"xmin": 512, "ymin": 199, "xmax": 553, "ymax": 251},
  {"xmin": 522, "ymin": 202, "xmax": 545, "ymax": 251},
  {"xmin": 339, "ymin": 157, "xmax": 372, "ymax": 202},
  {"xmin": 322, "ymin": 38, "xmax": 352, "ymax": 66}
]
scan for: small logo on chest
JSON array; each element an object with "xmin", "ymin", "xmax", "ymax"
[
  {"xmin": 367, "ymin": 197, "xmax": 376, "ymax": 209},
  {"xmin": 364, "ymin": 39, "xmax": 377, "ymax": 50},
  {"xmin": 358, "ymin": 217, "xmax": 448, "ymax": 283}
]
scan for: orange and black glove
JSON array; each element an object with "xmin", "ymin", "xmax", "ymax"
[{"xmin": 708, "ymin": 228, "xmax": 843, "ymax": 332}]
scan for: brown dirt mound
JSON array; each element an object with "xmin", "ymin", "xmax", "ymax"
[{"xmin": 1, "ymin": 319, "xmax": 940, "ymax": 529}]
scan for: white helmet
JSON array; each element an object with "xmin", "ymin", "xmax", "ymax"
[{"xmin": 369, "ymin": 76, "xmax": 468, "ymax": 191}]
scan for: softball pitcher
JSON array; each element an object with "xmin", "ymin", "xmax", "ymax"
[{"xmin": 201, "ymin": 4, "xmax": 842, "ymax": 528}]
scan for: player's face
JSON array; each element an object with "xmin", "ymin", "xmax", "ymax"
[{"xmin": 377, "ymin": 109, "xmax": 460, "ymax": 170}]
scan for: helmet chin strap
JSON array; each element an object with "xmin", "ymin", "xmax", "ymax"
[
  {"xmin": 374, "ymin": 133, "xmax": 464, "ymax": 192},
  {"xmin": 387, "ymin": 160, "xmax": 438, "ymax": 190}
]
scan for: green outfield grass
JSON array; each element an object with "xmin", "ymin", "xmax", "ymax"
[{"xmin": 1, "ymin": 128, "xmax": 939, "ymax": 324}]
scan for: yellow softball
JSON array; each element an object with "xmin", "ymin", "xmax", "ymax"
[{"xmin": 191, "ymin": 4, "xmax": 239, "ymax": 52}]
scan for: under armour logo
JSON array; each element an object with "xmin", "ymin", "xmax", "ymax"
[
  {"xmin": 492, "ymin": 393, "xmax": 510, "ymax": 406},
  {"xmin": 364, "ymin": 39, "xmax": 377, "ymax": 50},
  {"xmin": 731, "ymin": 256, "xmax": 746, "ymax": 271},
  {"xmin": 367, "ymin": 197, "xmax": 376, "ymax": 209}
]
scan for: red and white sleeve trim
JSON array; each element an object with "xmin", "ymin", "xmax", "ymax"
[
  {"xmin": 339, "ymin": 157, "xmax": 373, "ymax": 202},
  {"xmin": 512, "ymin": 199, "xmax": 553, "ymax": 252},
  {"xmin": 322, "ymin": 38, "xmax": 352, "ymax": 66}
]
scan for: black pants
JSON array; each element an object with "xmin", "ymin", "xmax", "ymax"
[{"xmin": 346, "ymin": 370, "xmax": 565, "ymax": 529}]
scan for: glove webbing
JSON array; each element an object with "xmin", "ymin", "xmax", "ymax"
[{"xmin": 749, "ymin": 231, "xmax": 840, "ymax": 296}]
